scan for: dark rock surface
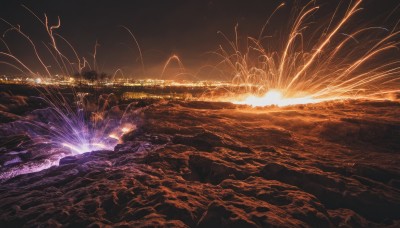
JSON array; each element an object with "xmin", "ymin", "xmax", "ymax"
[{"xmin": 0, "ymin": 99, "xmax": 400, "ymax": 227}]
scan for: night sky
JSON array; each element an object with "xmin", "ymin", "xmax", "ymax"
[{"xmin": 0, "ymin": 0, "xmax": 398, "ymax": 79}]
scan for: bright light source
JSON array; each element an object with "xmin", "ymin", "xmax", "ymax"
[
  {"xmin": 62, "ymin": 142, "xmax": 110, "ymax": 154},
  {"xmin": 231, "ymin": 90, "xmax": 323, "ymax": 107}
]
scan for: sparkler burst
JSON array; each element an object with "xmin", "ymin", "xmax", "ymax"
[
  {"xmin": 213, "ymin": 0, "xmax": 400, "ymax": 107},
  {"xmin": 31, "ymin": 91, "xmax": 133, "ymax": 155},
  {"xmin": 0, "ymin": 89, "xmax": 138, "ymax": 180},
  {"xmin": 0, "ymin": 7, "xmax": 140, "ymax": 160}
]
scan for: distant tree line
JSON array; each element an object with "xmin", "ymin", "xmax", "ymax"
[{"xmin": 74, "ymin": 70, "xmax": 110, "ymax": 82}]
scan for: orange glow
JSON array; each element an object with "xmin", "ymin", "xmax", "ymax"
[
  {"xmin": 121, "ymin": 127, "xmax": 131, "ymax": 133},
  {"xmin": 108, "ymin": 133, "xmax": 119, "ymax": 140},
  {"xmin": 209, "ymin": 0, "xmax": 400, "ymax": 107},
  {"xmin": 230, "ymin": 90, "xmax": 323, "ymax": 107},
  {"xmin": 107, "ymin": 123, "xmax": 136, "ymax": 143}
]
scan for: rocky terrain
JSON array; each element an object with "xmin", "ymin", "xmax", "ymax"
[{"xmin": 0, "ymin": 94, "xmax": 400, "ymax": 227}]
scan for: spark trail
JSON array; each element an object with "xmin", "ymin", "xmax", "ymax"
[{"xmin": 212, "ymin": 0, "xmax": 400, "ymax": 106}]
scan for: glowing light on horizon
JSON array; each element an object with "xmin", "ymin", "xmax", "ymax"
[{"xmin": 231, "ymin": 90, "xmax": 323, "ymax": 107}]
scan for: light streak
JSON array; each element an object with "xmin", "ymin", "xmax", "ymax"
[{"xmin": 211, "ymin": 0, "xmax": 400, "ymax": 107}]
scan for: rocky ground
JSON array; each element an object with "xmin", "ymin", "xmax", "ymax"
[{"xmin": 0, "ymin": 95, "xmax": 400, "ymax": 227}]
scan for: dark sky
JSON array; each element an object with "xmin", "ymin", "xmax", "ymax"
[{"xmin": 0, "ymin": 0, "xmax": 398, "ymax": 80}]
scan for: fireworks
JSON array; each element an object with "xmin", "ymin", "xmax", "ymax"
[
  {"xmin": 0, "ymin": 87, "xmax": 141, "ymax": 180},
  {"xmin": 33, "ymin": 91, "xmax": 128, "ymax": 154},
  {"xmin": 212, "ymin": 0, "xmax": 400, "ymax": 106}
]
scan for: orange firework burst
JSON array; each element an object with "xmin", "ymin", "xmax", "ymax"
[{"xmin": 212, "ymin": 0, "xmax": 400, "ymax": 106}]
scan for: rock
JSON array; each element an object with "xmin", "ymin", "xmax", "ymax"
[
  {"xmin": 59, "ymin": 156, "xmax": 78, "ymax": 165},
  {"xmin": 198, "ymin": 201, "xmax": 258, "ymax": 228},
  {"xmin": 0, "ymin": 134, "xmax": 31, "ymax": 149},
  {"xmin": 1, "ymin": 99, "xmax": 399, "ymax": 227},
  {"xmin": 114, "ymin": 141, "xmax": 141, "ymax": 153},
  {"xmin": 173, "ymin": 130, "xmax": 252, "ymax": 153},
  {"xmin": 186, "ymin": 154, "xmax": 247, "ymax": 185}
]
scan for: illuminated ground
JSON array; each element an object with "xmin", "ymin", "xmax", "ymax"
[{"xmin": 0, "ymin": 92, "xmax": 400, "ymax": 227}]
